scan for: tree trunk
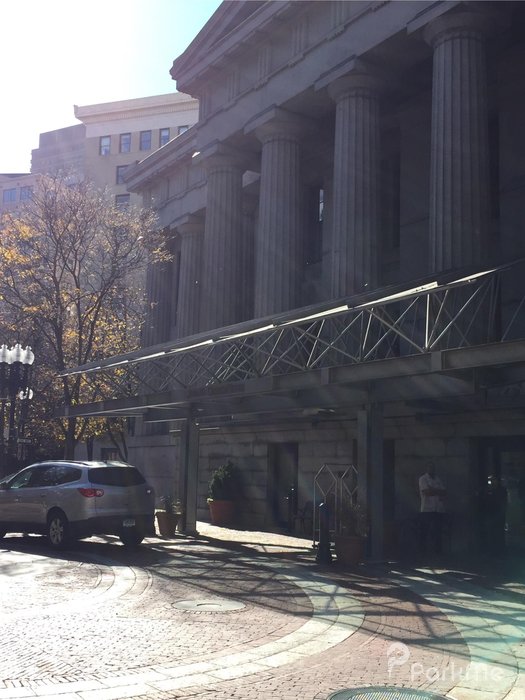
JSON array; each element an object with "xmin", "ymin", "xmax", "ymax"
[{"xmin": 63, "ymin": 417, "xmax": 77, "ymax": 459}]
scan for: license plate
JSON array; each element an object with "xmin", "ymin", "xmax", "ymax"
[{"xmin": 123, "ymin": 519, "xmax": 135, "ymax": 527}]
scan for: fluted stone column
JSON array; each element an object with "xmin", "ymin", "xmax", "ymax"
[
  {"xmin": 176, "ymin": 218, "xmax": 203, "ymax": 339},
  {"xmin": 253, "ymin": 113, "xmax": 308, "ymax": 317},
  {"xmin": 328, "ymin": 71, "xmax": 381, "ymax": 298},
  {"xmin": 200, "ymin": 149, "xmax": 244, "ymax": 331},
  {"xmin": 425, "ymin": 11, "xmax": 491, "ymax": 272},
  {"xmin": 241, "ymin": 193, "xmax": 257, "ymax": 321}
]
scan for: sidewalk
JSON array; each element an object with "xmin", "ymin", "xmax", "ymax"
[{"xmin": 0, "ymin": 525, "xmax": 524, "ymax": 700}]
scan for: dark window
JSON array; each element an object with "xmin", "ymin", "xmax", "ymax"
[
  {"xmin": 8, "ymin": 467, "xmax": 37, "ymax": 488},
  {"xmin": 89, "ymin": 466, "xmax": 145, "ymax": 486},
  {"xmin": 381, "ymin": 148, "xmax": 401, "ymax": 250},
  {"xmin": 28, "ymin": 466, "xmax": 57, "ymax": 487},
  {"xmin": 305, "ymin": 186, "xmax": 323, "ymax": 265},
  {"xmin": 139, "ymin": 130, "xmax": 152, "ymax": 150},
  {"xmin": 2, "ymin": 188, "xmax": 17, "ymax": 203},
  {"xmin": 177, "ymin": 125, "xmax": 189, "ymax": 135},
  {"xmin": 19, "ymin": 186, "xmax": 33, "ymax": 201},
  {"xmin": 116, "ymin": 165, "xmax": 129, "ymax": 184},
  {"xmin": 54, "ymin": 465, "xmax": 82, "ymax": 485},
  {"xmin": 159, "ymin": 128, "xmax": 170, "ymax": 147},
  {"xmin": 99, "ymin": 136, "xmax": 111, "ymax": 155},
  {"xmin": 115, "ymin": 194, "xmax": 130, "ymax": 209},
  {"xmin": 119, "ymin": 132, "xmax": 131, "ymax": 153},
  {"xmin": 100, "ymin": 448, "xmax": 120, "ymax": 461},
  {"xmin": 489, "ymin": 115, "xmax": 500, "ymax": 224}
]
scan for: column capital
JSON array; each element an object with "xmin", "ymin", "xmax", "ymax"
[
  {"xmin": 193, "ymin": 141, "xmax": 249, "ymax": 173},
  {"xmin": 174, "ymin": 214, "xmax": 204, "ymax": 238},
  {"xmin": 424, "ymin": 9, "xmax": 498, "ymax": 48},
  {"xmin": 316, "ymin": 57, "xmax": 384, "ymax": 101},
  {"xmin": 244, "ymin": 106, "xmax": 315, "ymax": 144},
  {"xmin": 327, "ymin": 69, "xmax": 383, "ymax": 103}
]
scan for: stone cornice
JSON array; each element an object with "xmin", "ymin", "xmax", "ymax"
[
  {"xmin": 124, "ymin": 129, "xmax": 198, "ymax": 191},
  {"xmin": 74, "ymin": 92, "xmax": 197, "ymax": 125},
  {"xmin": 171, "ymin": 1, "xmax": 291, "ymax": 95}
]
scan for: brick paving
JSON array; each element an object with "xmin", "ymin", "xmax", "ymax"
[{"xmin": 0, "ymin": 526, "xmax": 523, "ymax": 700}]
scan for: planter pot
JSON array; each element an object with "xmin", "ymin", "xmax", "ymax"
[
  {"xmin": 156, "ymin": 511, "xmax": 179, "ymax": 537},
  {"xmin": 208, "ymin": 499, "xmax": 235, "ymax": 526},
  {"xmin": 334, "ymin": 534, "xmax": 365, "ymax": 566}
]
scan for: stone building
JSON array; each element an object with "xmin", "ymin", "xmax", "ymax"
[
  {"xmin": 62, "ymin": 0, "xmax": 525, "ymax": 558},
  {"xmin": 1, "ymin": 93, "xmax": 198, "ymax": 215}
]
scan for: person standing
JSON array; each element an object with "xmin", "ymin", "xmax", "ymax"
[{"xmin": 419, "ymin": 462, "xmax": 446, "ymax": 557}]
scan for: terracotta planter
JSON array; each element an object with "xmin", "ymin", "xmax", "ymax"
[
  {"xmin": 208, "ymin": 499, "xmax": 235, "ymax": 526},
  {"xmin": 334, "ymin": 534, "xmax": 365, "ymax": 566},
  {"xmin": 156, "ymin": 511, "xmax": 179, "ymax": 537}
]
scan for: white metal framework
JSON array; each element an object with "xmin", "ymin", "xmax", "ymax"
[{"xmin": 60, "ymin": 259, "xmax": 525, "ymax": 409}]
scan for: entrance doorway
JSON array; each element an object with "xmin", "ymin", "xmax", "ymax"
[
  {"xmin": 477, "ymin": 437, "xmax": 525, "ymax": 555},
  {"xmin": 267, "ymin": 443, "xmax": 298, "ymax": 530}
]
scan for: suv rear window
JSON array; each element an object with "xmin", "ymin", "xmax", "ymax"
[{"xmin": 88, "ymin": 467, "xmax": 145, "ymax": 486}]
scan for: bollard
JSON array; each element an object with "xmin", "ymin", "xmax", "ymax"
[{"xmin": 315, "ymin": 502, "xmax": 332, "ymax": 565}]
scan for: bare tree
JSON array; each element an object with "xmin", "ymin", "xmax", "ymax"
[{"xmin": 0, "ymin": 173, "xmax": 165, "ymax": 458}]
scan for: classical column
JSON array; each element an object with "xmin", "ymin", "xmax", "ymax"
[
  {"xmin": 328, "ymin": 70, "xmax": 381, "ymax": 298},
  {"xmin": 200, "ymin": 148, "xmax": 244, "ymax": 331},
  {"xmin": 251, "ymin": 111, "xmax": 310, "ymax": 317},
  {"xmin": 357, "ymin": 404, "xmax": 384, "ymax": 560},
  {"xmin": 176, "ymin": 217, "xmax": 203, "ymax": 339},
  {"xmin": 241, "ymin": 193, "xmax": 257, "ymax": 321},
  {"xmin": 425, "ymin": 10, "xmax": 491, "ymax": 272}
]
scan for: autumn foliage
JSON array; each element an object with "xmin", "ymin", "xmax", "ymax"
[{"xmin": 0, "ymin": 174, "xmax": 164, "ymax": 459}]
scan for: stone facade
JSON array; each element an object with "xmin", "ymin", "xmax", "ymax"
[{"xmin": 113, "ymin": 1, "xmax": 525, "ymax": 555}]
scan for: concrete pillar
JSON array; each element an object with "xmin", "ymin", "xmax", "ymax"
[
  {"xmin": 425, "ymin": 10, "xmax": 491, "ymax": 272},
  {"xmin": 357, "ymin": 404, "xmax": 384, "ymax": 560},
  {"xmin": 251, "ymin": 110, "xmax": 311, "ymax": 317},
  {"xmin": 200, "ymin": 148, "xmax": 244, "ymax": 331},
  {"xmin": 178, "ymin": 417, "xmax": 200, "ymax": 535},
  {"xmin": 176, "ymin": 217, "xmax": 203, "ymax": 339},
  {"xmin": 328, "ymin": 70, "xmax": 381, "ymax": 297}
]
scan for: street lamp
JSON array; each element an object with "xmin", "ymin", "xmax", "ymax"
[{"xmin": 0, "ymin": 344, "xmax": 35, "ymax": 475}]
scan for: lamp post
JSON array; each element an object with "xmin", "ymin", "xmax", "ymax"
[{"xmin": 0, "ymin": 344, "xmax": 35, "ymax": 475}]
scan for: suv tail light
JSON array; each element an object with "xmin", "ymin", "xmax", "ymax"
[{"xmin": 78, "ymin": 487, "xmax": 104, "ymax": 498}]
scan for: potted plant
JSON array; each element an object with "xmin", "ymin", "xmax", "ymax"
[
  {"xmin": 334, "ymin": 494, "xmax": 368, "ymax": 566},
  {"xmin": 156, "ymin": 494, "xmax": 182, "ymax": 537},
  {"xmin": 207, "ymin": 461, "xmax": 240, "ymax": 526}
]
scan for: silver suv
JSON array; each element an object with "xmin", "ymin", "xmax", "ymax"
[{"xmin": 0, "ymin": 460, "xmax": 155, "ymax": 548}]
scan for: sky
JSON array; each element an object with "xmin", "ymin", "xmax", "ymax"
[{"xmin": 1, "ymin": 0, "xmax": 222, "ymax": 173}]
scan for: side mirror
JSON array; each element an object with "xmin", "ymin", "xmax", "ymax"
[{"xmin": 0, "ymin": 482, "xmax": 9, "ymax": 490}]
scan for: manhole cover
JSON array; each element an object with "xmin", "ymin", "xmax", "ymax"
[
  {"xmin": 172, "ymin": 598, "xmax": 245, "ymax": 612},
  {"xmin": 328, "ymin": 688, "xmax": 449, "ymax": 700}
]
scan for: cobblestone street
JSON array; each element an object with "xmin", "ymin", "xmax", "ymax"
[{"xmin": 0, "ymin": 526, "xmax": 524, "ymax": 700}]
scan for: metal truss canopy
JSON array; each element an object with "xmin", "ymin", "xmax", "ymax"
[{"xmin": 59, "ymin": 259, "xmax": 525, "ymax": 420}]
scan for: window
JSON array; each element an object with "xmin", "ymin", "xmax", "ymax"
[
  {"xmin": 115, "ymin": 194, "xmax": 130, "ymax": 209},
  {"xmin": 159, "ymin": 128, "xmax": 170, "ymax": 147},
  {"xmin": 89, "ymin": 466, "xmax": 145, "ymax": 487},
  {"xmin": 116, "ymin": 165, "xmax": 129, "ymax": 185},
  {"xmin": 54, "ymin": 465, "xmax": 82, "ymax": 485},
  {"xmin": 2, "ymin": 188, "xmax": 16, "ymax": 203},
  {"xmin": 178, "ymin": 125, "xmax": 189, "ymax": 135},
  {"xmin": 99, "ymin": 135, "xmax": 111, "ymax": 155},
  {"xmin": 119, "ymin": 133, "xmax": 131, "ymax": 153},
  {"xmin": 19, "ymin": 186, "xmax": 33, "ymax": 201},
  {"xmin": 139, "ymin": 130, "xmax": 152, "ymax": 150}
]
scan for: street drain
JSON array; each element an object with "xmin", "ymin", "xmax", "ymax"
[
  {"xmin": 172, "ymin": 598, "xmax": 246, "ymax": 612},
  {"xmin": 328, "ymin": 688, "xmax": 449, "ymax": 700}
]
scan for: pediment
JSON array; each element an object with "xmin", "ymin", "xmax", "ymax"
[{"xmin": 171, "ymin": 0, "xmax": 266, "ymax": 82}]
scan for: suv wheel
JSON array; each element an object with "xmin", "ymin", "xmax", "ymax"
[
  {"xmin": 47, "ymin": 511, "xmax": 69, "ymax": 549},
  {"xmin": 120, "ymin": 529, "xmax": 144, "ymax": 548}
]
